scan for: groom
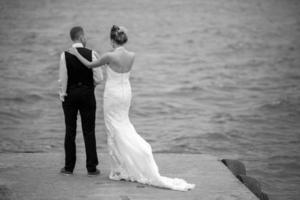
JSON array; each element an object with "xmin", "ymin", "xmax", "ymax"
[{"xmin": 58, "ymin": 26, "xmax": 102, "ymax": 176}]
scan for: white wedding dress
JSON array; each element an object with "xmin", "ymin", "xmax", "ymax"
[{"xmin": 103, "ymin": 66, "xmax": 195, "ymax": 191}]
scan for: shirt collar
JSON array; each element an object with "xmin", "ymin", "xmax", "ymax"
[{"xmin": 72, "ymin": 43, "xmax": 84, "ymax": 48}]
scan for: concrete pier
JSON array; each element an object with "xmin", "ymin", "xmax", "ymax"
[{"xmin": 0, "ymin": 153, "xmax": 258, "ymax": 200}]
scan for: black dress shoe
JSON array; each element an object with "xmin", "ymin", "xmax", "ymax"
[
  {"xmin": 87, "ymin": 169, "xmax": 100, "ymax": 176},
  {"xmin": 60, "ymin": 167, "xmax": 73, "ymax": 175}
]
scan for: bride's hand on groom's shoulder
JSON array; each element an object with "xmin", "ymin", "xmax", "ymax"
[{"xmin": 68, "ymin": 47, "xmax": 78, "ymax": 56}]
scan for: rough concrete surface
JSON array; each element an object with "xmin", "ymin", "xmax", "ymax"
[{"xmin": 0, "ymin": 153, "xmax": 258, "ymax": 200}]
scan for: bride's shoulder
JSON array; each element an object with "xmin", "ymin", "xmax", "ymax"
[
  {"xmin": 123, "ymin": 48, "xmax": 135, "ymax": 59},
  {"xmin": 103, "ymin": 51, "xmax": 115, "ymax": 59}
]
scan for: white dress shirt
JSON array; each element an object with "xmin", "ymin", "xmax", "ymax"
[{"xmin": 58, "ymin": 43, "xmax": 103, "ymax": 101}]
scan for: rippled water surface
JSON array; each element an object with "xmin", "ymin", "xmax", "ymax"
[{"xmin": 0, "ymin": 0, "xmax": 300, "ymax": 199}]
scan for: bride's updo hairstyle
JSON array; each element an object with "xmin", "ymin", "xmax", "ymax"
[{"xmin": 110, "ymin": 25, "xmax": 128, "ymax": 45}]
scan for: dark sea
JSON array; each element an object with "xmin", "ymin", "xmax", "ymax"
[{"xmin": 0, "ymin": 0, "xmax": 299, "ymax": 199}]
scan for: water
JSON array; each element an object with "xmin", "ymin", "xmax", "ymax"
[{"xmin": 0, "ymin": 0, "xmax": 300, "ymax": 199}]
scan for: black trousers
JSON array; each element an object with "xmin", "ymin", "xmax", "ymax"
[{"xmin": 62, "ymin": 85, "xmax": 98, "ymax": 172}]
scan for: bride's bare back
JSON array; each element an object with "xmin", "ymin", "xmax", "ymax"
[{"xmin": 107, "ymin": 47, "xmax": 135, "ymax": 73}]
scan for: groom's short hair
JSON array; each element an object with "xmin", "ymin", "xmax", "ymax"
[{"xmin": 70, "ymin": 26, "xmax": 84, "ymax": 41}]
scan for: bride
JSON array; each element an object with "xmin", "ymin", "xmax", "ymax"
[{"xmin": 69, "ymin": 25, "xmax": 195, "ymax": 191}]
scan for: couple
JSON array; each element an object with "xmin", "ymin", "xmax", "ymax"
[{"xmin": 58, "ymin": 25, "xmax": 195, "ymax": 191}]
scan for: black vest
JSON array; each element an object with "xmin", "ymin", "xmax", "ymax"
[{"xmin": 65, "ymin": 47, "xmax": 94, "ymax": 92}]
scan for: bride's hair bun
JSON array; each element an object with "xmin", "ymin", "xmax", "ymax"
[{"xmin": 110, "ymin": 25, "xmax": 128, "ymax": 45}]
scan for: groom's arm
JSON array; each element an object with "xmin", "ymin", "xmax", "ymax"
[
  {"xmin": 92, "ymin": 51, "xmax": 103, "ymax": 86},
  {"xmin": 58, "ymin": 52, "xmax": 68, "ymax": 102}
]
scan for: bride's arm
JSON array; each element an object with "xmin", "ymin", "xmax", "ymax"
[{"xmin": 69, "ymin": 47, "xmax": 110, "ymax": 68}]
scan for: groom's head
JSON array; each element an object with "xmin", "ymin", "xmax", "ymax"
[{"xmin": 70, "ymin": 26, "xmax": 87, "ymax": 47}]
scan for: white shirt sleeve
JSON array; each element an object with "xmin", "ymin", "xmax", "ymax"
[
  {"xmin": 58, "ymin": 52, "xmax": 68, "ymax": 102},
  {"xmin": 92, "ymin": 51, "xmax": 103, "ymax": 86}
]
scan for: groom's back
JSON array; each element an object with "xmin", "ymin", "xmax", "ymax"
[{"xmin": 65, "ymin": 47, "xmax": 93, "ymax": 92}]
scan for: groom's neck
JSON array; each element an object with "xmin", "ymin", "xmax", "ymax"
[{"xmin": 73, "ymin": 41, "xmax": 85, "ymax": 47}]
